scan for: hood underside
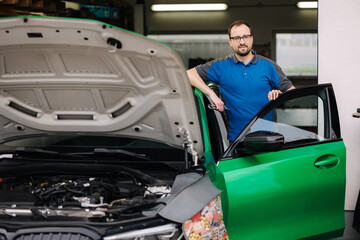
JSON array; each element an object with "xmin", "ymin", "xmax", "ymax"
[{"xmin": 0, "ymin": 16, "xmax": 203, "ymax": 155}]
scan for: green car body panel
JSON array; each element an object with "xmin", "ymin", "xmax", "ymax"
[
  {"xmin": 217, "ymin": 141, "xmax": 345, "ymax": 239},
  {"xmin": 194, "ymin": 88, "xmax": 212, "ymax": 154}
]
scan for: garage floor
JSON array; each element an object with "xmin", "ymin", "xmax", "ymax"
[{"xmin": 332, "ymin": 211, "xmax": 360, "ymax": 240}]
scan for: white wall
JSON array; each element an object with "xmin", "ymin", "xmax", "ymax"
[{"xmin": 319, "ymin": 0, "xmax": 360, "ymax": 210}]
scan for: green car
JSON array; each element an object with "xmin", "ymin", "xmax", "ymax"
[{"xmin": 0, "ymin": 16, "xmax": 345, "ymax": 240}]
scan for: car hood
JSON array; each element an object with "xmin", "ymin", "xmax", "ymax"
[{"xmin": 0, "ymin": 16, "xmax": 203, "ymax": 156}]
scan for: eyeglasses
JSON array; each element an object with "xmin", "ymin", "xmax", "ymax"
[{"xmin": 229, "ymin": 35, "xmax": 252, "ymax": 42}]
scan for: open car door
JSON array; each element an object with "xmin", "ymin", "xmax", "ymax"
[{"xmin": 218, "ymin": 84, "xmax": 346, "ymax": 239}]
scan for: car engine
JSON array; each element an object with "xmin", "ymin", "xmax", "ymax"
[{"xmin": 0, "ymin": 173, "xmax": 172, "ymax": 221}]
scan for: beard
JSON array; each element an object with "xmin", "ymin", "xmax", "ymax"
[
  {"xmin": 232, "ymin": 44, "xmax": 252, "ymax": 57},
  {"xmin": 237, "ymin": 49, "xmax": 251, "ymax": 56}
]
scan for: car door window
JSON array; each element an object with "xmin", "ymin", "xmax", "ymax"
[{"xmin": 243, "ymin": 86, "xmax": 338, "ymax": 151}]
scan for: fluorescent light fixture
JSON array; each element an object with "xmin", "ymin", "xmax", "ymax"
[
  {"xmin": 151, "ymin": 3, "xmax": 228, "ymax": 12},
  {"xmin": 297, "ymin": 1, "xmax": 318, "ymax": 9}
]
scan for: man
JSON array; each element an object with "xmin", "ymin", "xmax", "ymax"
[{"xmin": 187, "ymin": 20, "xmax": 295, "ymax": 141}]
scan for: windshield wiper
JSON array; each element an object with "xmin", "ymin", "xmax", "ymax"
[
  {"xmin": 0, "ymin": 148, "xmax": 150, "ymax": 161},
  {"xmin": 0, "ymin": 147, "xmax": 84, "ymax": 159},
  {"xmin": 92, "ymin": 148, "xmax": 151, "ymax": 161},
  {"xmin": 0, "ymin": 148, "xmax": 178, "ymax": 173}
]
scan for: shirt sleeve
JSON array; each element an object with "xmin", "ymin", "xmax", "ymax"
[
  {"xmin": 271, "ymin": 61, "xmax": 293, "ymax": 92},
  {"xmin": 195, "ymin": 61, "xmax": 211, "ymax": 82},
  {"xmin": 195, "ymin": 59, "xmax": 219, "ymax": 83},
  {"xmin": 194, "ymin": 55, "xmax": 233, "ymax": 83}
]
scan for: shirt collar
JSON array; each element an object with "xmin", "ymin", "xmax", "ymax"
[{"xmin": 233, "ymin": 50, "xmax": 258, "ymax": 65}]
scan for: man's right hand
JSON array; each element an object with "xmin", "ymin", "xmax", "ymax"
[
  {"xmin": 186, "ymin": 68, "xmax": 224, "ymax": 111},
  {"xmin": 208, "ymin": 91, "xmax": 225, "ymax": 112}
]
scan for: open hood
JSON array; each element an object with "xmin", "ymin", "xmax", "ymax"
[{"xmin": 0, "ymin": 16, "xmax": 203, "ymax": 155}]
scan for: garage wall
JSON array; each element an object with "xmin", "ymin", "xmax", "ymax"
[
  {"xmin": 144, "ymin": 0, "xmax": 317, "ymax": 43},
  {"xmin": 319, "ymin": 0, "xmax": 360, "ymax": 210}
]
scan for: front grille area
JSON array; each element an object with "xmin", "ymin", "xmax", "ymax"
[
  {"xmin": 0, "ymin": 227, "xmax": 101, "ymax": 240},
  {"xmin": 14, "ymin": 232, "xmax": 93, "ymax": 240}
]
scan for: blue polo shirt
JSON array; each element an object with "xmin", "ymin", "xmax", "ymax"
[{"xmin": 195, "ymin": 52, "xmax": 293, "ymax": 141}]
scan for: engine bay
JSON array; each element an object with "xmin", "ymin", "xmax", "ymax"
[{"xmin": 0, "ymin": 171, "xmax": 173, "ymax": 221}]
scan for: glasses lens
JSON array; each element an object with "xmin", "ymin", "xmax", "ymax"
[{"xmin": 231, "ymin": 35, "xmax": 251, "ymax": 42}]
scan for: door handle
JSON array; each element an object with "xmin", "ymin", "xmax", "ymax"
[{"xmin": 314, "ymin": 155, "xmax": 339, "ymax": 169}]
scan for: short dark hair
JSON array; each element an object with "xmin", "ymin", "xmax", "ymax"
[{"xmin": 228, "ymin": 20, "xmax": 253, "ymax": 37}]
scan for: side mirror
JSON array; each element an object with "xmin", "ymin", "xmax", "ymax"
[{"xmin": 244, "ymin": 131, "xmax": 284, "ymax": 153}]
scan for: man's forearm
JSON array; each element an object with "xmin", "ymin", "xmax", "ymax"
[
  {"xmin": 287, "ymin": 86, "xmax": 295, "ymax": 91},
  {"xmin": 186, "ymin": 68, "xmax": 224, "ymax": 111},
  {"xmin": 186, "ymin": 68, "xmax": 214, "ymax": 96}
]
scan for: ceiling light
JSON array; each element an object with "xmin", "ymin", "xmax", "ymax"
[
  {"xmin": 151, "ymin": 3, "xmax": 228, "ymax": 12},
  {"xmin": 297, "ymin": 1, "xmax": 318, "ymax": 9}
]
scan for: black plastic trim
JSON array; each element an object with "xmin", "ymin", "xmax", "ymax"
[
  {"xmin": 0, "ymin": 227, "xmax": 100, "ymax": 240},
  {"xmin": 8, "ymin": 101, "xmax": 38, "ymax": 117},
  {"xmin": 220, "ymin": 138, "xmax": 344, "ymax": 161},
  {"xmin": 57, "ymin": 115, "xmax": 93, "ymax": 120},
  {"xmin": 27, "ymin": 32, "xmax": 43, "ymax": 38},
  {"xmin": 327, "ymin": 86, "xmax": 341, "ymax": 138},
  {"xmin": 107, "ymin": 37, "xmax": 122, "ymax": 49},
  {"xmin": 111, "ymin": 102, "xmax": 132, "ymax": 118}
]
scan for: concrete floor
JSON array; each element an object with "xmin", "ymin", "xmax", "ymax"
[{"xmin": 332, "ymin": 211, "xmax": 360, "ymax": 240}]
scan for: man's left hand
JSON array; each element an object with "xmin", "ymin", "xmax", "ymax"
[{"xmin": 268, "ymin": 90, "xmax": 282, "ymax": 101}]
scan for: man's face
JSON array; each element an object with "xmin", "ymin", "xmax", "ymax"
[{"xmin": 229, "ymin": 24, "xmax": 253, "ymax": 57}]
